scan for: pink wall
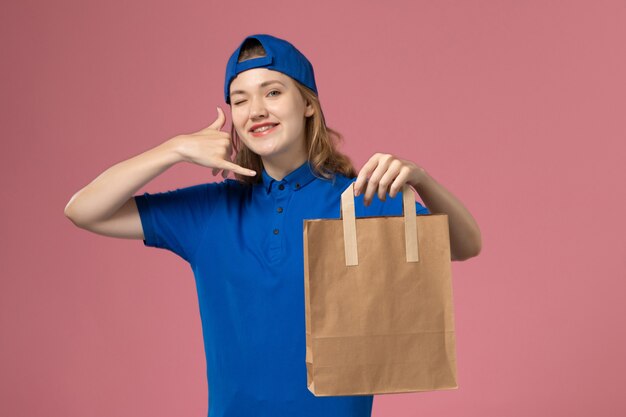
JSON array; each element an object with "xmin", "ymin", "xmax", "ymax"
[{"xmin": 2, "ymin": 1, "xmax": 625, "ymax": 416}]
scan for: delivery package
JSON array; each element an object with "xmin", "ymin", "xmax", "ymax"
[{"xmin": 303, "ymin": 182, "xmax": 458, "ymax": 396}]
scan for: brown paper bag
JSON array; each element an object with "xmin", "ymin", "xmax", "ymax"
[{"xmin": 303, "ymin": 182, "xmax": 458, "ymax": 396}]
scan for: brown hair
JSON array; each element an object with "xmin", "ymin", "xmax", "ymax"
[{"xmin": 229, "ymin": 38, "xmax": 356, "ymax": 185}]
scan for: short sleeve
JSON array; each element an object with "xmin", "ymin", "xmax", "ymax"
[{"xmin": 134, "ymin": 181, "xmax": 225, "ymax": 263}]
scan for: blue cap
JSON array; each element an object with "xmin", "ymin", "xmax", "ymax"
[{"xmin": 224, "ymin": 34, "xmax": 318, "ymax": 104}]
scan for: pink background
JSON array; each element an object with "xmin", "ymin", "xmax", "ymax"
[{"xmin": 2, "ymin": 1, "xmax": 625, "ymax": 416}]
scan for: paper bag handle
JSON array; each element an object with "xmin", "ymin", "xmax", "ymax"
[{"xmin": 340, "ymin": 182, "xmax": 419, "ymax": 266}]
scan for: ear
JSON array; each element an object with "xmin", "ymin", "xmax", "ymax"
[{"xmin": 304, "ymin": 101, "xmax": 314, "ymax": 117}]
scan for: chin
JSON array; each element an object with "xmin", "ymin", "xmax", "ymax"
[
  {"xmin": 252, "ymin": 149, "xmax": 282, "ymax": 159},
  {"xmin": 244, "ymin": 139, "xmax": 281, "ymax": 154}
]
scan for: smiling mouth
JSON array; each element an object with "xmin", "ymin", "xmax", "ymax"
[{"xmin": 250, "ymin": 124, "xmax": 279, "ymax": 136}]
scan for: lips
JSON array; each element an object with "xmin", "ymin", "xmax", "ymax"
[
  {"xmin": 250, "ymin": 124, "xmax": 279, "ymax": 137},
  {"xmin": 250, "ymin": 122, "xmax": 279, "ymax": 132}
]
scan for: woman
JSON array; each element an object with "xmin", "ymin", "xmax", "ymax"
[{"xmin": 65, "ymin": 33, "xmax": 481, "ymax": 417}]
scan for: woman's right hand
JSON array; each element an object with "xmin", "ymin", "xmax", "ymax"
[{"xmin": 171, "ymin": 106, "xmax": 256, "ymax": 179}]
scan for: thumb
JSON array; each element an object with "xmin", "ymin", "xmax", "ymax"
[{"xmin": 206, "ymin": 106, "xmax": 226, "ymax": 131}]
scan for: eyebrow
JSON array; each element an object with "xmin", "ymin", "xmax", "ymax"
[{"xmin": 230, "ymin": 80, "xmax": 286, "ymax": 96}]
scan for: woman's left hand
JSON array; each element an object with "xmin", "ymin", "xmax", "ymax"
[{"xmin": 354, "ymin": 153, "xmax": 426, "ymax": 206}]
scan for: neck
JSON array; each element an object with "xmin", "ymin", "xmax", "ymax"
[{"xmin": 262, "ymin": 154, "xmax": 308, "ymax": 181}]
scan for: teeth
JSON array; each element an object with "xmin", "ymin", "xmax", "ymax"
[{"xmin": 252, "ymin": 124, "xmax": 276, "ymax": 133}]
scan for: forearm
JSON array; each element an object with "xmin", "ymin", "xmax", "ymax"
[
  {"xmin": 64, "ymin": 138, "xmax": 183, "ymax": 226},
  {"xmin": 410, "ymin": 169, "xmax": 482, "ymax": 261}
]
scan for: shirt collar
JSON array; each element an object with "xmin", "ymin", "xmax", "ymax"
[{"xmin": 261, "ymin": 160, "xmax": 317, "ymax": 194}]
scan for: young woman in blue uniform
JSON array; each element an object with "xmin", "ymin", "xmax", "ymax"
[{"xmin": 65, "ymin": 33, "xmax": 482, "ymax": 417}]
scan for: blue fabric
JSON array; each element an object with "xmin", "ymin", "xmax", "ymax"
[{"xmin": 134, "ymin": 160, "xmax": 430, "ymax": 417}]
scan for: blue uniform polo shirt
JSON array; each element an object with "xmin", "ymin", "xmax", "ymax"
[{"xmin": 134, "ymin": 160, "xmax": 430, "ymax": 417}]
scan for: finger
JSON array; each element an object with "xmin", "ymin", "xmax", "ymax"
[
  {"xmin": 215, "ymin": 160, "xmax": 256, "ymax": 177},
  {"xmin": 377, "ymin": 160, "xmax": 403, "ymax": 201},
  {"xmin": 389, "ymin": 168, "xmax": 411, "ymax": 199},
  {"xmin": 206, "ymin": 106, "xmax": 226, "ymax": 131},
  {"xmin": 354, "ymin": 155, "xmax": 380, "ymax": 196},
  {"xmin": 363, "ymin": 156, "xmax": 393, "ymax": 206},
  {"xmin": 212, "ymin": 167, "xmax": 219, "ymax": 176},
  {"xmin": 221, "ymin": 169, "xmax": 230, "ymax": 179}
]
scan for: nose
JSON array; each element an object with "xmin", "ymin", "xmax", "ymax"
[{"xmin": 249, "ymin": 96, "xmax": 268, "ymax": 120}]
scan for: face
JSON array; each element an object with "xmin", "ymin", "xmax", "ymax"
[{"xmin": 229, "ymin": 68, "xmax": 314, "ymax": 166}]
